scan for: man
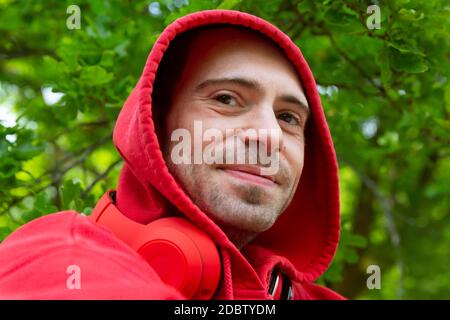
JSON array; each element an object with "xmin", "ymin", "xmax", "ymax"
[{"xmin": 0, "ymin": 9, "xmax": 344, "ymax": 299}]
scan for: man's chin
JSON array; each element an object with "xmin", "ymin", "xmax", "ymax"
[
  {"xmin": 214, "ymin": 213, "xmax": 276, "ymax": 236},
  {"xmin": 216, "ymin": 168, "xmax": 278, "ymax": 201}
]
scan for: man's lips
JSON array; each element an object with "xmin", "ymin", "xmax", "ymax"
[{"xmin": 218, "ymin": 165, "xmax": 277, "ymax": 186}]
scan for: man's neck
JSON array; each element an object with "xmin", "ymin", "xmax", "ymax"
[{"xmin": 218, "ymin": 224, "xmax": 258, "ymax": 250}]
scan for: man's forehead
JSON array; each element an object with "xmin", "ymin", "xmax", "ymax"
[
  {"xmin": 180, "ymin": 26, "xmax": 308, "ymax": 107},
  {"xmin": 188, "ymin": 25, "xmax": 284, "ymax": 55}
]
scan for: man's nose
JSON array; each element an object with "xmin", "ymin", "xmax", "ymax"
[{"xmin": 238, "ymin": 106, "xmax": 284, "ymax": 156}]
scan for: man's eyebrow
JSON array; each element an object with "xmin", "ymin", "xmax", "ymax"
[
  {"xmin": 278, "ymin": 94, "xmax": 310, "ymax": 116},
  {"xmin": 194, "ymin": 77, "xmax": 264, "ymax": 94},
  {"xmin": 194, "ymin": 77, "xmax": 310, "ymax": 114}
]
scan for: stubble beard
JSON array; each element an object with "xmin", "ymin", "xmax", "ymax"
[{"xmin": 163, "ymin": 147, "xmax": 293, "ymax": 235}]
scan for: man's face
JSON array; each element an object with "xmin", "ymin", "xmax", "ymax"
[{"xmin": 161, "ymin": 27, "xmax": 309, "ymax": 246}]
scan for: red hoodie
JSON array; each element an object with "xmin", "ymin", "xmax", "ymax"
[{"xmin": 0, "ymin": 9, "xmax": 344, "ymax": 300}]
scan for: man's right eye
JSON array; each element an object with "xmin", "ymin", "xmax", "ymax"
[{"xmin": 213, "ymin": 94, "xmax": 239, "ymax": 107}]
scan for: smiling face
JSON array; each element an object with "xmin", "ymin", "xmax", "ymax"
[{"xmin": 159, "ymin": 26, "xmax": 309, "ymax": 248}]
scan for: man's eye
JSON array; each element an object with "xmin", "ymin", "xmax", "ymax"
[
  {"xmin": 278, "ymin": 112, "xmax": 300, "ymax": 126},
  {"xmin": 213, "ymin": 94, "xmax": 238, "ymax": 107}
]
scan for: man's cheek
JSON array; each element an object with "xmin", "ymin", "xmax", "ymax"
[{"xmin": 260, "ymin": 151, "xmax": 280, "ymax": 176}]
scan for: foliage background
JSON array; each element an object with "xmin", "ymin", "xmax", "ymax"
[{"xmin": 0, "ymin": 0, "xmax": 448, "ymax": 299}]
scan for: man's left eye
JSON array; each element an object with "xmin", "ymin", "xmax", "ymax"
[
  {"xmin": 213, "ymin": 94, "xmax": 238, "ymax": 107},
  {"xmin": 278, "ymin": 112, "xmax": 300, "ymax": 126}
]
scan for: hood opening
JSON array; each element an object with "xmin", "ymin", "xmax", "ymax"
[{"xmin": 113, "ymin": 9, "xmax": 340, "ymax": 283}]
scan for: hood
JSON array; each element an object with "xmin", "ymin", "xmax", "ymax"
[{"xmin": 113, "ymin": 9, "xmax": 340, "ymax": 289}]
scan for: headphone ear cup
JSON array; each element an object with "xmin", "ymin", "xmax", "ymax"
[
  {"xmin": 137, "ymin": 217, "xmax": 221, "ymax": 300},
  {"xmin": 89, "ymin": 193, "xmax": 221, "ymax": 300}
]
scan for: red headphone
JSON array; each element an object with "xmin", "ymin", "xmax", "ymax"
[{"xmin": 89, "ymin": 190, "xmax": 221, "ymax": 300}]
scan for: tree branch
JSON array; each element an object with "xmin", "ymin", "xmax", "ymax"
[
  {"xmin": 339, "ymin": 156, "xmax": 404, "ymax": 298},
  {"xmin": 80, "ymin": 158, "xmax": 123, "ymax": 198}
]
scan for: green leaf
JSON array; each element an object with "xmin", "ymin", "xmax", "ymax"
[
  {"xmin": 398, "ymin": 8, "xmax": 424, "ymax": 22},
  {"xmin": 34, "ymin": 192, "xmax": 58, "ymax": 215},
  {"xmin": 343, "ymin": 248, "xmax": 359, "ymax": 264},
  {"xmin": 217, "ymin": 0, "xmax": 242, "ymax": 10},
  {"xmin": 61, "ymin": 179, "xmax": 82, "ymax": 209},
  {"xmin": 74, "ymin": 198, "xmax": 85, "ymax": 212},
  {"xmin": 0, "ymin": 227, "xmax": 12, "ymax": 242},
  {"xmin": 15, "ymin": 143, "xmax": 43, "ymax": 160},
  {"xmin": 0, "ymin": 158, "xmax": 20, "ymax": 179},
  {"xmin": 79, "ymin": 66, "xmax": 114, "ymax": 86},
  {"xmin": 389, "ymin": 49, "xmax": 429, "ymax": 74},
  {"xmin": 82, "ymin": 207, "xmax": 93, "ymax": 215},
  {"xmin": 322, "ymin": 264, "xmax": 343, "ymax": 282},
  {"xmin": 100, "ymin": 50, "xmax": 116, "ymax": 68},
  {"xmin": 348, "ymin": 234, "xmax": 368, "ymax": 248}
]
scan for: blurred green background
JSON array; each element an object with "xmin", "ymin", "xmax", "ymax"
[{"xmin": 0, "ymin": 0, "xmax": 449, "ymax": 299}]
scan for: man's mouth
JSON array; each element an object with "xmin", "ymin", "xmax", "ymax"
[{"xmin": 218, "ymin": 165, "xmax": 277, "ymax": 187}]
